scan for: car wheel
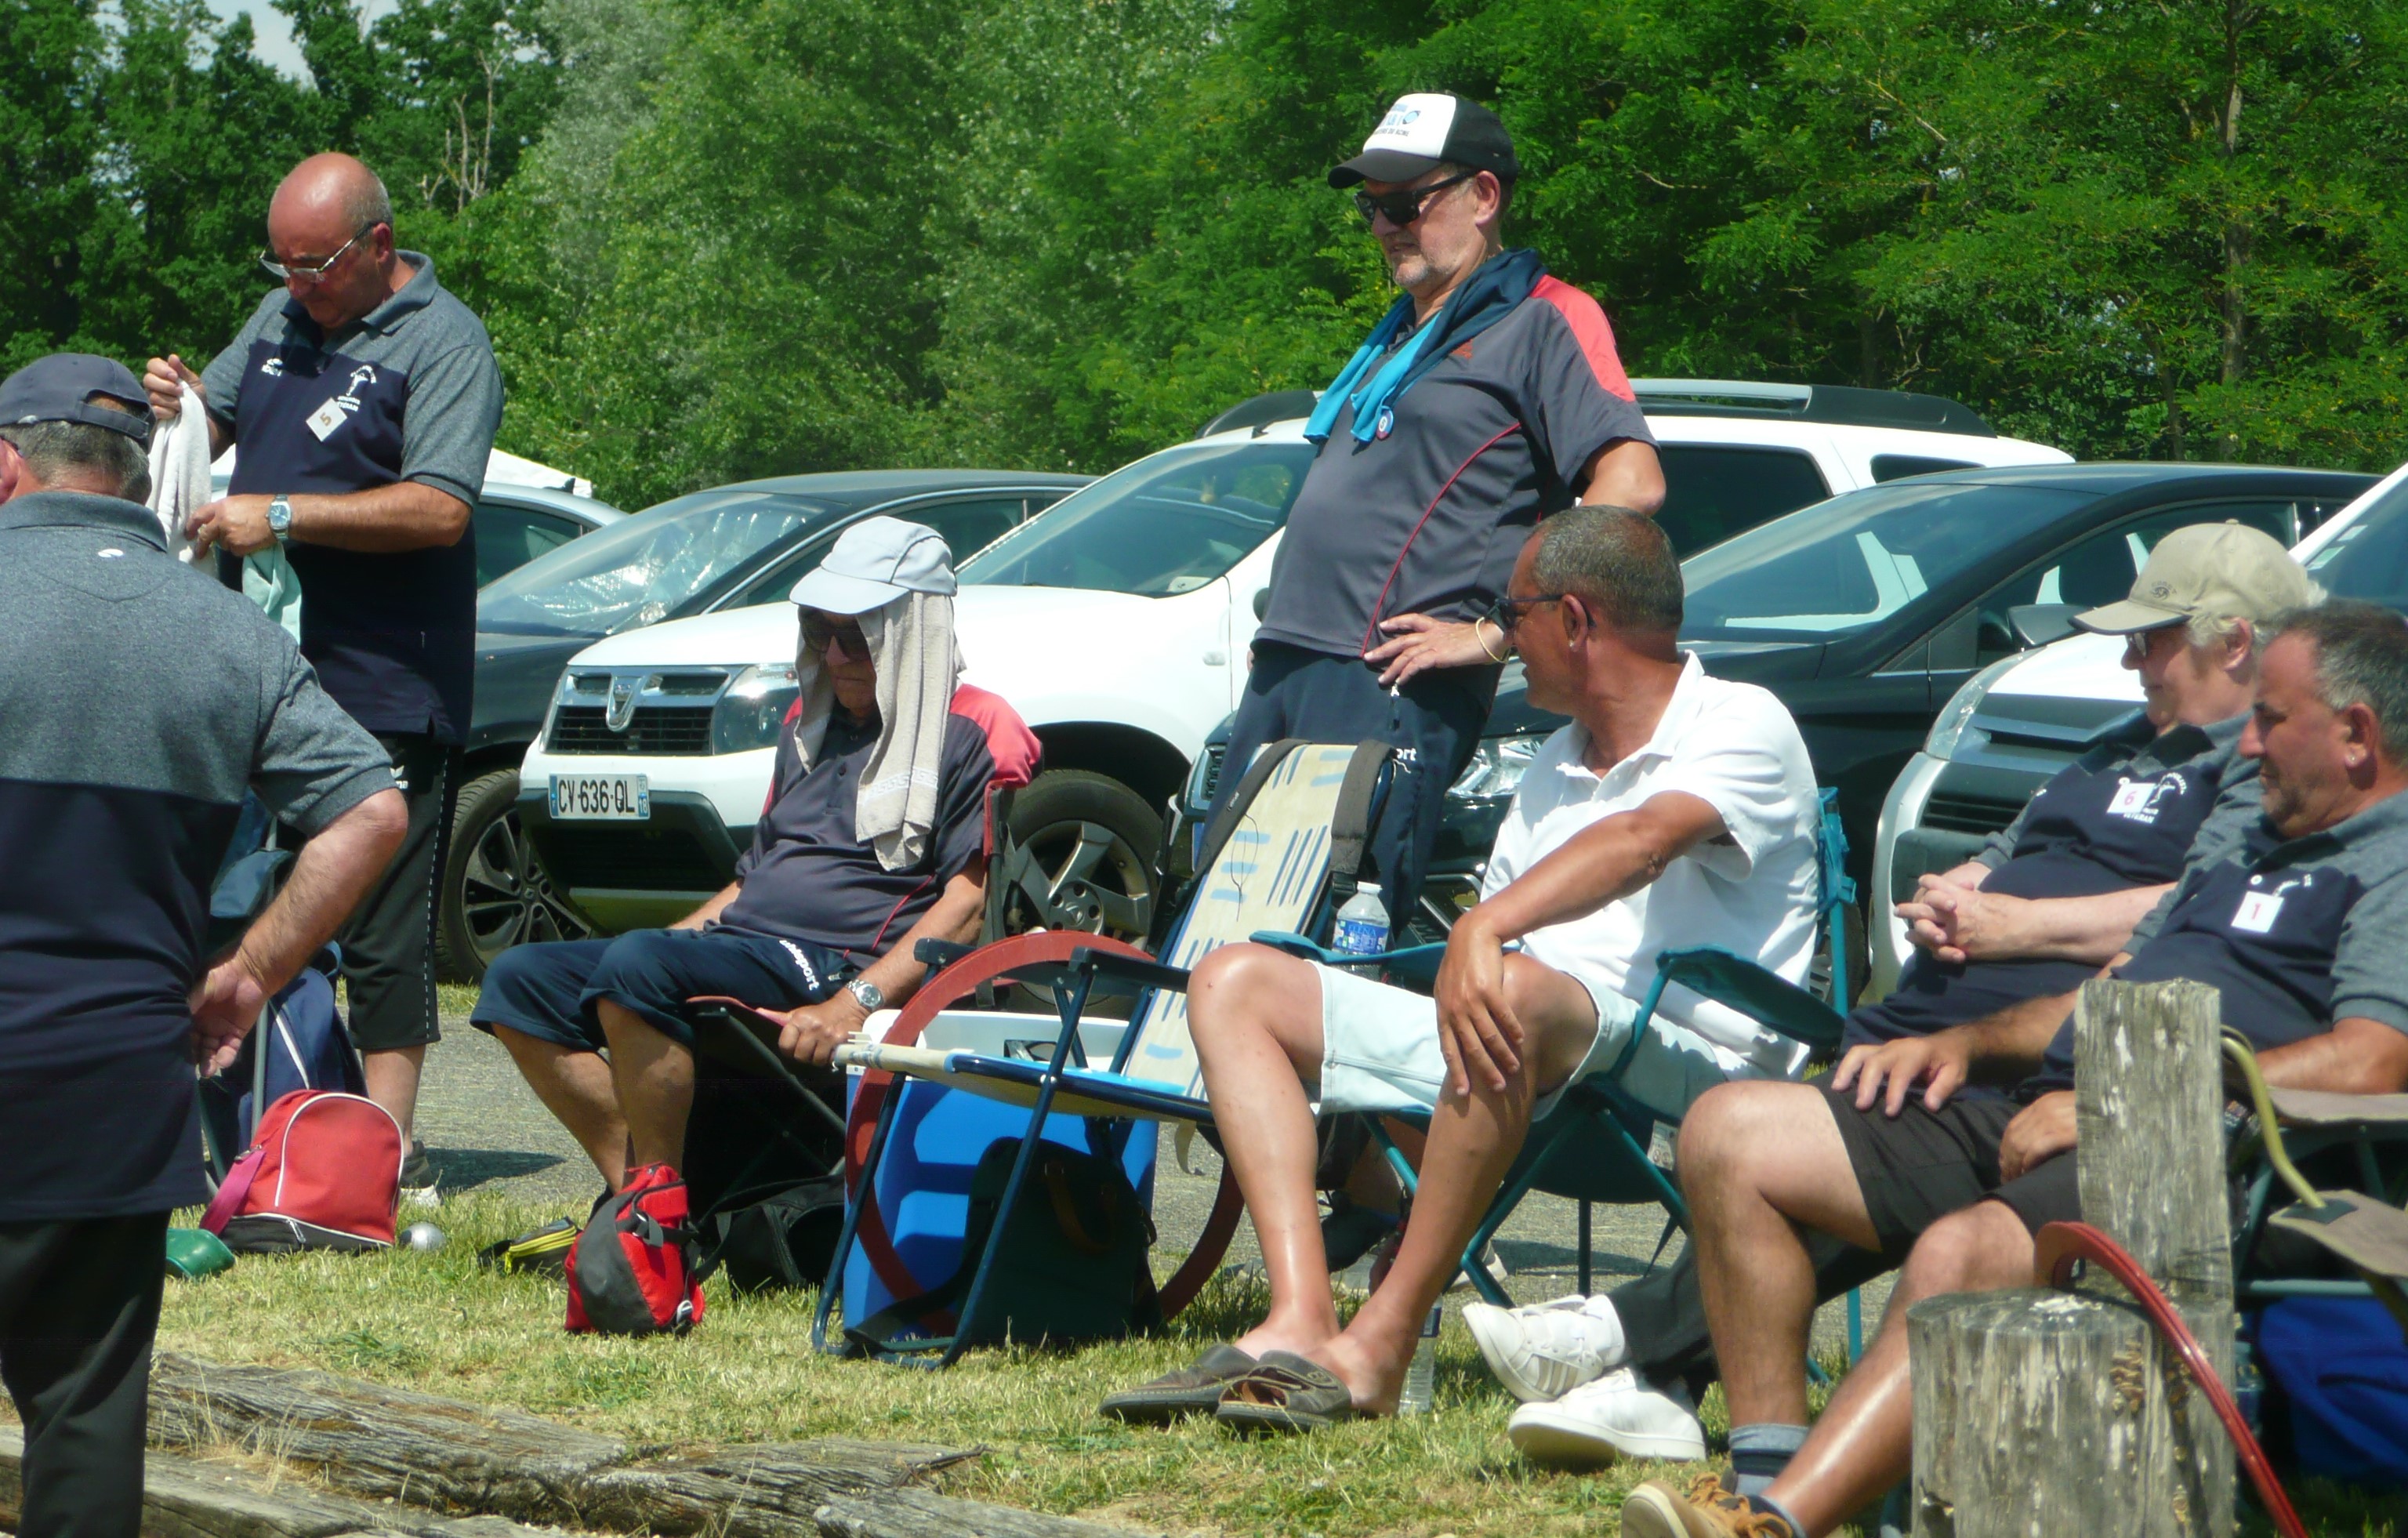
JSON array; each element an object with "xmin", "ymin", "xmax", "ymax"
[
  {"xmin": 436, "ymin": 768, "xmax": 593, "ymax": 983},
  {"xmin": 996, "ymin": 769, "xmax": 1162, "ymax": 942}
]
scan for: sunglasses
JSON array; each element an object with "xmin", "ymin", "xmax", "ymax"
[
  {"xmin": 1352, "ymin": 170, "xmax": 1478, "ymax": 228},
  {"xmin": 801, "ymin": 611, "xmax": 869, "ymax": 658},
  {"xmin": 259, "ymin": 223, "xmax": 381, "ymax": 285},
  {"xmin": 1485, "ymin": 593, "xmax": 1567, "ymax": 636}
]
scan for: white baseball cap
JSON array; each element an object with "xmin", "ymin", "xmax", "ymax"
[{"xmin": 789, "ymin": 517, "xmax": 957, "ymax": 615}]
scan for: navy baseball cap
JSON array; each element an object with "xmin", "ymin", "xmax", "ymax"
[
  {"xmin": 0, "ymin": 354, "xmax": 154, "ymax": 448},
  {"xmin": 1329, "ymin": 93, "xmax": 1520, "ymax": 188}
]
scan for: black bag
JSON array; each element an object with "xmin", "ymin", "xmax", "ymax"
[
  {"xmin": 846, "ymin": 1137, "xmax": 1160, "ymax": 1355},
  {"xmin": 695, "ymin": 1173, "xmax": 847, "ymax": 1293}
]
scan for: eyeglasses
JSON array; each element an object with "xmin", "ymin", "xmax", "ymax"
[
  {"xmin": 259, "ymin": 223, "xmax": 381, "ymax": 285},
  {"xmin": 1352, "ymin": 170, "xmax": 1478, "ymax": 228},
  {"xmin": 1485, "ymin": 593, "xmax": 1567, "ymax": 637},
  {"xmin": 2123, "ymin": 625, "xmax": 2184, "ymax": 662},
  {"xmin": 801, "ymin": 611, "xmax": 869, "ymax": 658}
]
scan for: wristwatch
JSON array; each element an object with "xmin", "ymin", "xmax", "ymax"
[
  {"xmin": 266, "ymin": 495, "xmax": 294, "ymax": 541},
  {"xmin": 847, "ymin": 978, "xmax": 887, "ymax": 1014}
]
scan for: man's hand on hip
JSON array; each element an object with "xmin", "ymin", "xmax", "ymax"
[
  {"xmin": 1366, "ymin": 613, "xmax": 1497, "ymax": 687},
  {"xmin": 774, "ymin": 992, "xmax": 871, "ymax": 1068},
  {"xmin": 1434, "ymin": 911, "xmax": 1523, "ymax": 1097},
  {"xmin": 1999, "ymin": 1090, "xmax": 2078, "ymax": 1180},
  {"xmin": 1830, "ymin": 1029, "xmax": 1975, "ymax": 1116},
  {"xmin": 143, "ymin": 354, "xmax": 205, "ymax": 419},
  {"xmin": 189, "ymin": 957, "xmax": 269, "ymax": 1075},
  {"xmin": 190, "ymin": 495, "xmax": 277, "ymax": 557}
]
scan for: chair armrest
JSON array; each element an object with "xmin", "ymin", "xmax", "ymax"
[
  {"xmin": 1072, "ymin": 947, "xmax": 1194, "ymax": 997},
  {"xmin": 1649, "ymin": 947, "xmax": 1848, "ymax": 1058},
  {"xmin": 916, "ymin": 938, "xmax": 976, "ymax": 970},
  {"xmin": 1249, "ymin": 931, "xmax": 1446, "ymax": 989}
]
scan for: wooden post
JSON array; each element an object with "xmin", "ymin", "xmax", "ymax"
[{"xmin": 1909, "ymin": 979, "xmax": 2236, "ymax": 1538}]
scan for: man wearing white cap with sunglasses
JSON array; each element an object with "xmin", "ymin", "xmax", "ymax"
[
  {"xmin": 472, "ymin": 520, "xmax": 1037, "ymax": 1270},
  {"xmin": 1216, "ymin": 92, "xmax": 1665, "ymax": 949}
]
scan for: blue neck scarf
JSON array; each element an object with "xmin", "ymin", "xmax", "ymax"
[{"xmin": 1304, "ymin": 248, "xmax": 1547, "ymax": 444}]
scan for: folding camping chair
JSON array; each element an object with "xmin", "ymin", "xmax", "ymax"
[
  {"xmin": 789, "ymin": 738, "xmax": 1394, "ymax": 1366},
  {"xmin": 1249, "ymin": 788, "xmax": 1859, "ymax": 1332}
]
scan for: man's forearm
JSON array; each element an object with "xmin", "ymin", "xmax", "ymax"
[
  {"xmin": 857, "ymin": 876, "xmax": 987, "ymax": 1007},
  {"xmin": 233, "ymin": 790, "xmax": 408, "ymax": 995},
  {"xmin": 288, "ymin": 481, "xmax": 472, "ymax": 553},
  {"xmin": 1467, "ymin": 795, "xmax": 1721, "ymax": 945},
  {"xmin": 1990, "ymin": 886, "xmax": 2169, "ymax": 963},
  {"xmin": 2254, "ymin": 1018, "xmax": 2408, "ymax": 1097},
  {"xmin": 673, "ymin": 883, "xmax": 742, "ymax": 930},
  {"xmin": 1956, "ymin": 988, "xmax": 2083, "ymax": 1083}
]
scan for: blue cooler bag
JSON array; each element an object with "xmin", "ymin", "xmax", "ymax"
[
  {"xmin": 2256, "ymin": 1296, "xmax": 2408, "ymax": 1489},
  {"xmin": 842, "ymin": 1069, "xmax": 1158, "ymax": 1343}
]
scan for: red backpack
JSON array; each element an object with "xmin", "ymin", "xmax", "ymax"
[
  {"xmin": 200, "ymin": 1090, "xmax": 403, "ymax": 1253},
  {"xmin": 567, "ymin": 1163, "xmax": 705, "ymax": 1335}
]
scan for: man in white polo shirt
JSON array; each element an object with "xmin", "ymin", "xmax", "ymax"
[{"xmin": 1098, "ymin": 506, "xmax": 1820, "ymax": 1430}]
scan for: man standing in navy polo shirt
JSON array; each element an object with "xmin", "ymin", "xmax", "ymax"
[
  {"xmin": 1216, "ymin": 92, "xmax": 1665, "ymax": 945},
  {"xmin": 143, "ymin": 153, "xmax": 503, "ymax": 1181}
]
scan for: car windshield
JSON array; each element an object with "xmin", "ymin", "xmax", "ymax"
[
  {"xmin": 2304, "ymin": 476, "xmax": 2408, "ymax": 610},
  {"xmin": 1681, "ymin": 481, "xmax": 2093, "ymax": 643},
  {"xmin": 958, "ymin": 440, "xmax": 1316, "ymax": 595},
  {"xmin": 477, "ymin": 489, "xmax": 832, "ymax": 636}
]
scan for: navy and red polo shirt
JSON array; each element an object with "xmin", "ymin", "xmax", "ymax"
[{"xmin": 714, "ymin": 684, "xmax": 1039, "ymax": 959}]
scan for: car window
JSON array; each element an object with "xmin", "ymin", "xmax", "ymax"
[
  {"xmin": 1655, "ymin": 445, "xmax": 1832, "ymax": 554},
  {"xmin": 721, "ymin": 495, "xmax": 1039, "ymax": 611},
  {"xmin": 959, "ymin": 441, "xmax": 1315, "ymax": 595},
  {"xmin": 1870, "ymin": 453, "xmax": 1978, "ymax": 483},
  {"xmin": 2306, "ymin": 477, "xmax": 2408, "ymax": 610},
  {"xmin": 477, "ymin": 489, "xmax": 833, "ymax": 637},
  {"xmin": 473, "ymin": 502, "xmax": 584, "ymax": 588},
  {"xmin": 1683, "ymin": 481, "xmax": 2092, "ymax": 643},
  {"xmin": 1971, "ymin": 500, "xmax": 2306, "ymax": 663}
]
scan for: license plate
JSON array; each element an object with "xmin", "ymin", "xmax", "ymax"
[{"xmin": 550, "ymin": 773, "xmax": 650, "ymax": 820}]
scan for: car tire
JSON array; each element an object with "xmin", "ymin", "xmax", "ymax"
[
  {"xmin": 995, "ymin": 769, "xmax": 1163, "ymax": 944},
  {"xmin": 435, "ymin": 767, "xmax": 593, "ymax": 984}
]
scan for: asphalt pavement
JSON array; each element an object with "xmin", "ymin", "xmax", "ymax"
[{"xmin": 415, "ymin": 1002, "xmax": 1887, "ymax": 1356}]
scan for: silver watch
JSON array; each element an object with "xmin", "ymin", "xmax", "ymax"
[
  {"xmin": 846, "ymin": 978, "xmax": 886, "ymax": 1013},
  {"xmin": 267, "ymin": 494, "xmax": 294, "ymax": 540}
]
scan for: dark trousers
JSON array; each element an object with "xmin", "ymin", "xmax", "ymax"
[
  {"xmin": 341, "ymin": 733, "xmax": 454, "ymax": 1051},
  {"xmin": 1213, "ymin": 642, "xmax": 1498, "ymax": 937},
  {"xmin": 0, "ymin": 1211, "xmax": 168, "ymax": 1538}
]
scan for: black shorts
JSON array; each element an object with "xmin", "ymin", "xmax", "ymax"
[
  {"xmin": 470, "ymin": 929, "xmax": 850, "ymax": 1050},
  {"xmin": 1819, "ymin": 1086, "xmax": 2080, "ymax": 1255}
]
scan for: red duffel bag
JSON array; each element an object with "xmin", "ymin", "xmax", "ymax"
[{"xmin": 199, "ymin": 1090, "xmax": 403, "ymax": 1253}]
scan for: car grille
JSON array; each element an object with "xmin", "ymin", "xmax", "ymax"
[
  {"xmin": 1920, "ymin": 792, "xmax": 2024, "ymax": 836},
  {"xmin": 547, "ymin": 706, "xmax": 715, "ymax": 756},
  {"xmin": 539, "ymin": 825, "xmax": 731, "ymax": 892}
]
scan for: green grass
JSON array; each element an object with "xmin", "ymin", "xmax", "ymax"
[{"xmin": 154, "ymin": 1192, "xmax": 2400, "ymax": 1536}]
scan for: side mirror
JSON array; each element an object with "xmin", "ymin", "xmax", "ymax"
[
  {"xmin": 2007, "ymin": 604, "xmax": 2080, "ymax": 648},
  {"xmin": 1975, "ymin": 611, "xmax": 2018, "ymax": 657}
]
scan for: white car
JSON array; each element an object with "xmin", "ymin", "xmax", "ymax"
[
  {"xmin": 518, "ymin": 380, "xmax": 2070, "ymax": 938},
  {"xmin": 1868, "ymin": 458, "xmax": 2408, "ymax": 994}
]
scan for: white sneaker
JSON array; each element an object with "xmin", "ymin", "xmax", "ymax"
[
  {"xmin": 1461, "ymin": 1293, "xmax": 1626, "ymax": 1402},
  {"xmin": 1507, "ymin": 1368, "xmax": 1707, "ymax": 1467}
]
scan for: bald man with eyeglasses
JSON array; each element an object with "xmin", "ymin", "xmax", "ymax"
[{"xmin": 141, "ymin": 152, "xmax": 503, "ymax": 1181}]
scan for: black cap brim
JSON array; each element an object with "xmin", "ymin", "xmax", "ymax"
[{"xmin": 1328, "ymin": 149, "xmax": 1445, "ymax": 189}]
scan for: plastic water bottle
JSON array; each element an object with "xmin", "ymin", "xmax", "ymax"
[
  {"xmin": 1331, "ymin": 882, "xmax": 1389, "ymax": 974},
  {"xmin": 1398, "ymin": 1302, "xmax": 1440, "ymax": 1415}
]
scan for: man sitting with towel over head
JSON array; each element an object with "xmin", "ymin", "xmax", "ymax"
[{"xmin": 473, "ymin": 517, "xmax": 1037, "ymax": 1231}]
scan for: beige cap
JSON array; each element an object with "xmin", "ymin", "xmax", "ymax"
[{"xmin": 2073, "ymin": 521, "xmax": 2318, "ymax": 637}]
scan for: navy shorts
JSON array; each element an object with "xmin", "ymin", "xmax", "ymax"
[{"xmin": 470, "ymin": 928, "xmax": 851, "ymax": 1050}]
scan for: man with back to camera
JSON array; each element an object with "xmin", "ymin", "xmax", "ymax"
[
  {"xmin": 141, "ymin": 152, "xmax": 504, "ymax": 1188},
  {"xmin": 0, "ymin": 353, "xmax": 404, "ymax": 1536},
  {"xmin": 1617, "ymin": 600, "xmax": 2408, "ymax": 1537},
  {"xmin": 1211, "ymin": 92, "xmax": 1666, "ymax": 954},
  {"xmin": 1456, "ymin": 524, "xmax": 2320, "ymax": 1467}
]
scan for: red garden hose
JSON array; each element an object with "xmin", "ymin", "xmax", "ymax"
[{"xmin": 2033, "ymin": 1221, "xmax": 2308, "ymax": 1538}]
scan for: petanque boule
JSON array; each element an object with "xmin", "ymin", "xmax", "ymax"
[{"xmin": 401, "ymin": 1222, "xmax": 448, "ymax": 1253}]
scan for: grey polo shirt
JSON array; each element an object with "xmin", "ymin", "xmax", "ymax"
[
  {"xmin": 1255, "ymin": 274, "xmax": 1653, "ymax": 659},
  {"xmin": 0, "ymin": 490, "xmax": 393, "ymax": 1220},
  {"xmin": 202, "ymin": 254, "xmax": 503, "ymax": 742}
]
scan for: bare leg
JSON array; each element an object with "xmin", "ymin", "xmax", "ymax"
[
  {"xmin": 1317, "ymin": 956, "xmax": 1603, "ymax": 1412},
  {"xmin": 361, "ymin": 1046, "xmax": 426, "ymax": 1141},
  {"xmin": 1186, "ymin": 944, "xmax": 1341, "ymax": 1359},
  {"xmin": 1767, "ymin": 1201, "xmax": 2035, "ymax": 1536},
  {"xmin": 1680, "ymin": 1083, "xmax": 1880, "ymax": 1428},
  {"xmin": 597, "ymin": 1001, "xmax": 694, "ymax": 1169},
  {"xmin": 490, "ymin": 1027, "xmax": 631, "ymax": 1192}
]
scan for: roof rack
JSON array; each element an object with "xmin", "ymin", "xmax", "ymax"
[{"xmin": 1629, "ymin": 379, "xmax": 1996, "ymax": 439}]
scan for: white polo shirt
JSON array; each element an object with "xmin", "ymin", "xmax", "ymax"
[{"xmin": 1481, "ymin": 652, "xmax": 1821, "ymax": 1073}]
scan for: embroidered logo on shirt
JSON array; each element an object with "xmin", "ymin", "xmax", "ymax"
[
  {"xmin": 2232, "ymin": 874, "xmax": 2307, "ymax": 934},
  {"xmin": 1452, "ymin": 342, "xmax": 1475, "ymax": 361},
  {"xmin": 2106, "ymin": 772, "xmax": 2188, "ymax": 824},
  {"xmin": 259, "ymin": 358, "xmax": 285, "ymax": 377}
]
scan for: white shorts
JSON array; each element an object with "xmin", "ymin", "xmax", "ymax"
[{"xmin": 1313, "ymin": 962, "xmax": 1753, "ymax": 1123}]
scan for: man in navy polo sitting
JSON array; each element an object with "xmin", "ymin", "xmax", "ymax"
[{"xmin": 473, "ymin": 518, "xmax": 1036, "ymax": 1202}]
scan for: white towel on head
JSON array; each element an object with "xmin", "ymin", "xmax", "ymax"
[{"xmin": 783, "ymin": 593, "xmax": 965, "ymax": 871}]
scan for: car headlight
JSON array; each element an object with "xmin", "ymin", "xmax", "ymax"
[
  {"xmin": 1924, "ymin": 656, "xmax": 2020, "ymax": 760},
  {"xmin": 710, "ymin": 663, "xmax": 801, "ymax": 754},
  {"xmin": 1449, "ymin": 732, "xmax": 1549, "ymax": 803}
]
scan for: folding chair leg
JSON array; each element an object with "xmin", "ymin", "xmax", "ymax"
[
  {"xmin": 814, "ymin": 1078, "xmax": 908, "ymax": 1356},
  {"xmin": 931, "ymin": 1071, "xmax": 1072, "ymax": 1369},
  {"xmin": 1845, "ymin": 1287, "xmax": 1864, "ymax": 1364},
  {"xmin": 1577, "ymin": 1200, "xmax": 1592, "ymax": 1297}
]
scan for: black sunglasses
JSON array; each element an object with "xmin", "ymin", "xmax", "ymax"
[
  {"xmin": 1485, "ymin": 593, "xmax": 1567, "ymax": 635},
  {"xmin": 800, "ymin": 611, "xmax": 869, "ymax": 657},
  {"xmin": 1352, "ymin": 170, "xmax": 1478, "ymax": 228}
]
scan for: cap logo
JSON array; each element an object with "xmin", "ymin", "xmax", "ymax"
[{"xmin": 2149, "ymin": 581, "xmax": 2173, "ymax": 598}]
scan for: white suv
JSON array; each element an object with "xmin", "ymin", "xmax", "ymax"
[{"xmin": 517, "ymin": 381, "xmax": 2069, "ymax": 938}]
